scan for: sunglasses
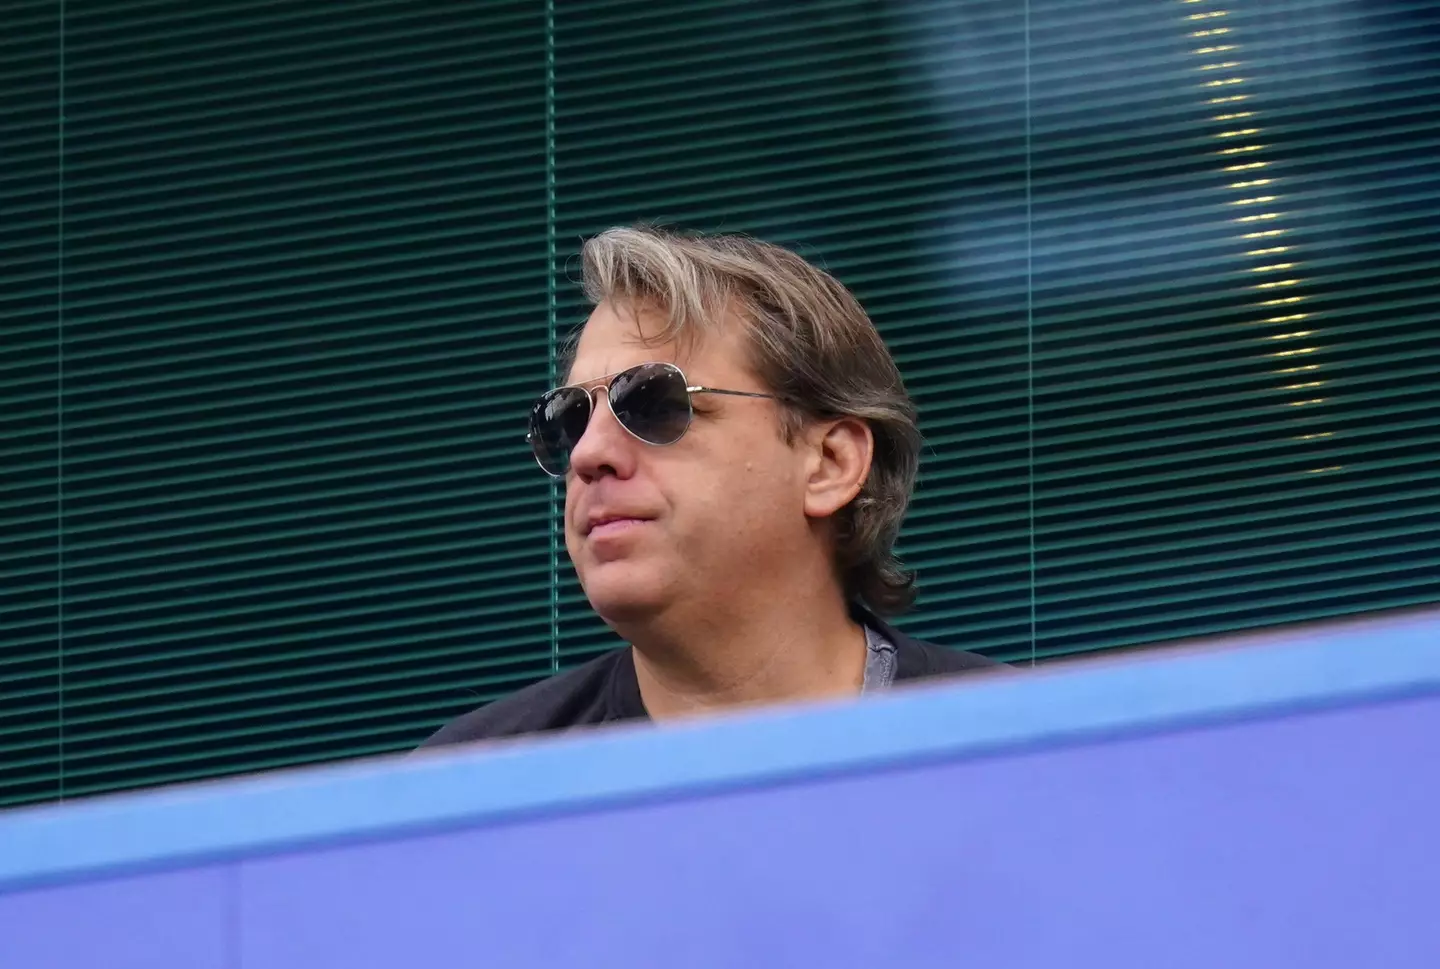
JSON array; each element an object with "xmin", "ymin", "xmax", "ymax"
[{"xmin": 526, "ymin": 362, "xmax": 778, "ymax": 477}]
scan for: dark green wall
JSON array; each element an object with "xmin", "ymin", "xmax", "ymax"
[{"xmin": 2, "ymin": 0, "xmax": 1437, "ymax": 806}]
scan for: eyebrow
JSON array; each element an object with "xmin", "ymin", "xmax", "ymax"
[{"xmin": 564, "ymin": 368, "xmax": 628, "ymax": 389}]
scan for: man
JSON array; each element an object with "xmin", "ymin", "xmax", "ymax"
[{"xmin": 422, "ymin": 225, "xmax": 1000, "ymax": 747}]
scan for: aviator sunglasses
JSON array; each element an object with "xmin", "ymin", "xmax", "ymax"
[{"xmin": 526, "ymin": 362, "xmax": 777, "ymax": 477}]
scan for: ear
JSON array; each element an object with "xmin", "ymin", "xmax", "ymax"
[{"xmin": 802, "ymin": 417, "xmax": 874, "ymax": 520}]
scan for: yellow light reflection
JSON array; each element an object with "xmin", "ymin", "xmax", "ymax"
[
  {"xmin": 1189, "ymin": 0, "xmax": 1330, "ymax": 452},
  {"xmin": 1294, "ymin": 430, "xmax": 1333, "ymax": 439},
  {"xmin": 1306, "ymin": 466, "xmax": 1344, "ymax": 473}
]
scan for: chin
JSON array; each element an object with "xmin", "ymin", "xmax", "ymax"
[{"xmin": 579, "ymin": 563, "xmax": 674, "ymax": 626}]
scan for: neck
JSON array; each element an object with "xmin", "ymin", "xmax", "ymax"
[{"xmin": 619, "ymin": 578, "xmax": 869, "ymax": 721}]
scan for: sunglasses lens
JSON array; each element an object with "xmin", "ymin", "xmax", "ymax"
[
  {"xmin": 528, "ymin": 387, "xmax": 591, "ymax": 475},
  {"xmin": 610, "ymin": 363, "xmax": 692, "ymax": 445}
]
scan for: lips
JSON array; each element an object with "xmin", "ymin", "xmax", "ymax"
[{"xmin": 583, "ymin": 515, "xmax": 652, "ymax": 537}]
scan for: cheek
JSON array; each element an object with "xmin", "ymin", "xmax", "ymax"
[
  {"xmin": 706, "ymin": 446, "xmax": 803, "ymax": 520},
  {"xmin": 562, "ymin": 481, "xmax": 584, "ymax": 548}
]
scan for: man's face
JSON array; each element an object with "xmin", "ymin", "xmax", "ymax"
[{"xmin": 561, "ymin": 301, "xmax": 811, "ymax": 627}]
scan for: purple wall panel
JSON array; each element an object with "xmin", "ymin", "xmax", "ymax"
[
  {"xmin": 237, "ymin": 694, "xmax": 1440, "ymax": 969},
  {"xmin": 0, "ymin": 865, "xmax": 233, "ymax": 969}
]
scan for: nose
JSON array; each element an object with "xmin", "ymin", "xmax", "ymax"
[{"xmin": 567, "ymin": 388, "xmax": 639, "ymax": 483}]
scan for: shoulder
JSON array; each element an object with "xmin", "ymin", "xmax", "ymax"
[
  {"xmin": 897, "ymin": 636, "xmax": 1005, "ymax": 678},
  {"xmin": 418, "ymin": 648, "xmax": 633, "ymax": 749}
]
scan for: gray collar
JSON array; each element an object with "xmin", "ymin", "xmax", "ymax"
[{"xmin": 860, "ymin": 624, "xmax": 898, "ymax": 693}]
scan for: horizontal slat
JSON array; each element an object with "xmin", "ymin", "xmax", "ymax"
[
  {"xmin": 0, "ymin": 4, "xmax": 59, "ymax": 34},
  {"xmin": 2, "ymin": 463, "xmax": 538, "ymax": 533},
  {"xmin": 0, "ymin": 643, "xmax": 546, "ymax": 716},
  {"xmin": 63, "ymin": 400, "xmax": 526, "ymax": 459},
  {"xmin": 1030, "ymin": 410, "xmax": 1438, "ymax": 472},
  {"xmin": 52, "ymin": 592, "xmax": 551, "ymax": 667},
  {"xmin": 1, "ymin": 129, "xmax": 544, "ymax": 204},
  {"xmin": 63, "ymin": 551, "xmax": 549, "ymax": 620},
  {"xmin": 38, "ymin": 292, "xmax": 542, "ymax": 358},
  {"xmin": 984, "ymin": 587, "xmax": 1440, "ymax": 664},
  {"xmin": 71, "ymin": 65, "xmax": 538, "ymax": 140},
  {"xmin": 17, "ymin": 613, "xmax": 556, "ymax": 688},
  {"xmin": 64, "ymin": 327, "xmax": 542, "ymax": 385},
  {"xmin": 1042, "ymin": 511, "xmax": 1440, "ymax": 580},
  {"xmin": 59, "ymin": 643, "xmax": 557, "ymax": 725},
  {"xmin": 70, "ymin": 19, "xmax": 540, "ymax": 91},
  {"xmin": 66, "ymin": 0, "xmax": 416, "ymax": 38},
  {"xmin": 53, "ymin": 276, "xmax": 543, "ymax": 332},
  {"xmin": 557, "ymin": 170, "xmax": 1437, "ymax": 251},
  {"xmin": 22, "ymin": 712, "xmax": 457, "ymax": 789},
  {"xmin": 555, "ymin": 58, "xmax": 1437, "ymax": 142},
  {"xmin": 2, "ymin": 450, "xmax": 537, "ymax": 518},
  {"xmin": 59, "ymin": 581, "xmax": 550, "ymax": 665},
  {"xmin": 911, "ymin": 464, "xmax": 1438, "ymax": 537},
  {"xmin": 1038, "ymin": 566, "xmax": 1440, "ymax": 641},
  {"xmin": 940, "ymin": 448, "xmax": 1437, "ymax": 514},
  {"xmin": 58, "ymin": 496, "xmax": 545, "ymax": 562},
  {"xmin": 1046, "ymin": 479, "xmax": 1440, "ymax": 545},
  {"xmin": 64, "ymin": 216, "xmax": 543, "ymax": 287},
  {"xmin": 1029, "ymin": 374, "xmax": 1437, "ymax": 442},
  {"xmin": 55, "ymin": 249, "xmax": 541, "ymax": 313},
  {"xmin": 63, "ymin": 109, "xmax": 544, "ymax": 188},
  {"xmin": 57, "ymin": 439, "xmax": 529, "ymax": 498},
  {"xmin": 559, "ymin": 23, "xmax": 1430, "ymax": 108},
  {"xmin": 61, "ymin": 500, "xmax": 545, "ymax": 567}
]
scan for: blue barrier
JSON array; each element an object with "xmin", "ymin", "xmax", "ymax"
[{"xmin": 1, "ymin": 607, "xmax": 1438, "ymax": 968}]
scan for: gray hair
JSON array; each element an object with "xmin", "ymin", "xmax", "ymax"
[{"xmin": 575, "ymin": 224, "xmax": 923, "ymax": 616}]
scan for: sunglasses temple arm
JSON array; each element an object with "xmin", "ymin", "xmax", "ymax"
[{"xmin": 688, "ymin": 387, "xmax": 778, "ymax": 400}]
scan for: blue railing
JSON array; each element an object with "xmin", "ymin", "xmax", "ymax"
[{"xmin": 2, "ymin": 606, "xmax": 1438, "ymax": 968}]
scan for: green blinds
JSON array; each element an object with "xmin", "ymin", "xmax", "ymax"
[
  {"xmin": 2, "ymin": 0, "xmax": 555, "ymax": 806},
  {"xmin": 2, "ymin": 0, "xmax": 1438, "ymax": 807}
]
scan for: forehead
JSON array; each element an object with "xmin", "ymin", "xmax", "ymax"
[{"xmin": 564, "ymin": 299, "xmax": 746, "ymax": 385}]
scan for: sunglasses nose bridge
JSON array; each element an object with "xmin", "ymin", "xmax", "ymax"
[
  {"xmin": 571, "ymin": 382, "xmax": 628, "ymax": 448},
  {"xmin": 568, "ymin": 378, "xmax": 611, "ymax": 413}
]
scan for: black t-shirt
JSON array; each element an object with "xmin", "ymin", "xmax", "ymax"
[{"xmin": 419, "ymin": 611, "xmax": 1003, "ymax": 749}]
